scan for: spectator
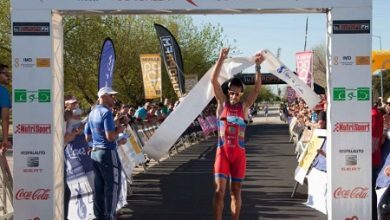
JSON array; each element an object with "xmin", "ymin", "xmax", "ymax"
[
  {"xmin": 373, "ymin": 102, "xmax": 385, "ymax": 219},
  {"xmin": 134, "ymin": 102, "xmax": 151, "ymax": 121},
  {"xmin": 84, "ymin": 87, "xmax": 125, "ymax": 220},
  {"xmin": 0, "ymin": 64, "xmax": 11, "ymax": 152},
  {"xmin": 65, "ymin": 96, "xmax": 78, "ymax": 111}
]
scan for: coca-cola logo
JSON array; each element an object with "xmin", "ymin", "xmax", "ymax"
[
  {"xmin": 15, "ymin": 188, "xmax": 50, "ymax": 200},
  {"xmin": 333, "ymin": 187, "xmax": 368, "ymax": 199}
]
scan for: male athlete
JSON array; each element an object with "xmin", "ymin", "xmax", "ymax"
[{"xmin": 211, "ymin": 48, "xmax": 264, "ymax": 220}]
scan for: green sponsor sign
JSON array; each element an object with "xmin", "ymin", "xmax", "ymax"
[
  {"xmin": 14, "ymin": 89, "xmax": 51, "ymax": 103},
  {"xmin": 14, "ymin": 89, "xmax": 27, "ymax": 102},
  {"xmin": 333, "ymin": 87, "xmax": 370, "ymax": 101},
  {"xmin": 38, "ymin": 89, "xmax": 51, "ymax": 102}
]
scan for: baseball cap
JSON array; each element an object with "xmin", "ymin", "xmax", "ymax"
[
  {"xmin": 65, "ymin": 97, "xmax": 78, "ymax": 105},
  {"xmin": 97, "ymin": 86, "xmax": 118, "ymax": 98}
]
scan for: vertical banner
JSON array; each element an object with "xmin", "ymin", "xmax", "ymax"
[
  {"xmin": 154, "ymin": 23, "xmax": 185, "ymax": 97},
  {"xmin": 98, "ymin": 38, "xmax": 116, "ymax": 89},
  {"xmin": 185, "ymin": 74, "xmax": 198, "ymax": 93},
  {"xmin": 327, "ymin": 8, "xmax": 372, "ymax": 220},
  {"xmin": 296, "ymin": 51, "xmax": 314, "ymax": 88},
  {"xmin": 140, "ymin": 54, "xmax": 162, "ymax": 99}
]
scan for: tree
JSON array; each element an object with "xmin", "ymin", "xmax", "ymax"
[
  {"xmin": 311, "ymin": 42, "xmax": 326, "ymax": 89},
  {"xmin": 0, "ymin": 0, "xmax": 11, "ymax": 71},
  {"xmin": 63, "ymin": 15, "xmax": 229, "ymax": 107}
]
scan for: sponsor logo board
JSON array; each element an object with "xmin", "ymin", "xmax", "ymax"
[
  {"xmin": 15, "ymin": 124, "xmax": 51, "ymax": 134},
  {"xmin": 36, "ymin": 58, "xmax": 50, "ymax": 68},
  {"xmin": 356, "ymin": 56, "xmax": 370, "ymax": 65},
  {"xmin": 13, "ymin": 22, "xmax": 50, "ymax": 36},
  {"xmin": 14, "ymin": 58, "xmax": 35, "ymax": 68},
  {"xmin": 15, "ymin": 188, "xmax": 50, "ymax": 200},
  {"xmin": 333, "ymin": 187, "xmax": 369, "ymax": 199},
  {"xmin": 14, "ymin": 89, "xmax": 51, "ymax": 103},
  {"xmin": 333, "ymin": 20, "xmax": 370, "ymax": 34},
  {"xmin": 333, "ymin": 122, "xmax": 370, "ymax": 132},
  {"xmin": 333, "ymin": 87, "xmax": 370, "ymax": 101}
]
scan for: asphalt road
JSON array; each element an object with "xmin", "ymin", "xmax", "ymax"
[{"xmin": 118, "ymin": 110, "xmax": 327, "ymax": 220}]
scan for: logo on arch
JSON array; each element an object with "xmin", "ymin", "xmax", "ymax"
[
  {"xmin": 14, "ymin": 89, "xmax": 51, "ymax": 103},
  {"xmin": 333, "ymin": 87, "xmax": 370, "ymax": 101}
]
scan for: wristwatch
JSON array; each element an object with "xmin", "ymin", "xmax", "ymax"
[{"xmin": 255, "ymin": 64, "xmax": 261, "ymax": 73}]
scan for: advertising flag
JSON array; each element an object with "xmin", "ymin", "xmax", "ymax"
[
  {"xmin": 98, "ymin": 38, "xmax": 116, "ymax": 89},
  {"xmin": 154, "ymin": 23, "xmax": 185, "ymax": 97},
  {"xmin": 140, "ymin": 54, "xmax": 162, "ymax": 99},
  {"xmin": 296, "ymin": 51, "xmax": 314, "ymax": 88}
]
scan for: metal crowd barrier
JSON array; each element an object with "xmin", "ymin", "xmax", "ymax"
[{"xmin": 0, "ymin": 152, "xmax": 13, "ymax": 218}]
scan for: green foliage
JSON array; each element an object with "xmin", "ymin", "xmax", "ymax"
[
  {"xmin": 63, "ymin": 15, "xmax": 227, "ymax": 107},
  {"xmin": 372, "ymin": 69, "xmax": 390, "ymax": 100},
  {"xmin": 0, "ymin": 0, "xmax": 11, "ymax": 67}
]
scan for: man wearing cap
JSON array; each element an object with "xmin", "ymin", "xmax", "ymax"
[
  {"xmin": 84, "ymin": 86, "xmax": 125, "ymax": 220},
  {"xmin": 65, "ymin": 96, "xmax": 78, "ymax": 111},
  {"xmin": 211, "ymin": 48, "xmax": 264, "ymax": 220},
  {"xmin": 0, "ymin": 64, "xmax": 11, "ymax": 152}
]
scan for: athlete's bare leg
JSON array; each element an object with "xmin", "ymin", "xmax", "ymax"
[
  {"xmin": 230, "ymin": 182, "xmax": 242, "ymax": 220},
  {"xmin": 214, "ymin": 178, "xmax": 227, "ymax": 220}
]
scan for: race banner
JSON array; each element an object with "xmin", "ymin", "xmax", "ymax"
[
  {"xmin": 98, "ymin": 38, "xmax": 116, "ymax": 89},
  {"xmin": 154, "ymin": 23, "xmax": 185, "ymax": 97},
  {"xmin": 185, "ymin": 74, "xmax": 198, "ymax": 92},
  {"xmin": 206, "ymin": 116, "xmax": 218, "ymax": 132},
  {"xmin": 263, "ymin": 49, "xmax": 321, "ymax": 109},
  {"xmin": 305, "ymin": 167, "xmax": 327, "ymax": 214},
  {"xmin": 295, "ymin": 129, "xmax": 326, "ymax": 185},
  {"xmin": 65, "ymin": 134, "xmax": 127, "ymax": 219},
  {"xmin": 296, "ymin": 51, "xmax": 314, "ymax": 88},
  {"xmin": 140, "ymin": 54, "xmax": 162, "ymax": 99},
  {"xmin": 197, "ymin": 117, "xmax": 212, "ymax": 136}
]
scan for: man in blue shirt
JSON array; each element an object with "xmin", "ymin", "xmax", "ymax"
[
  {"xmin": 134, "ymin": 102, "xmax": 151, "ymax": 121},
  {"xmin": 0, "ymin": 64, "xmax": 11, "ymax": 152},
  {"xmin": 84, "ymin": 86, "xmax": 125, "ymax": 220}
]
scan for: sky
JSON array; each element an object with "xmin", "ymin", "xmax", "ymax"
[{"xmin": 190, "ymin": 0, "xmax": 390, "ymax": 73}]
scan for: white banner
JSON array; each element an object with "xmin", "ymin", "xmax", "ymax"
[
  {"xmin": 305, "ymin": 167, "xmax": 327, "ymax": 214},
  {"xmin": 262, "ymin": 49, "xmax": 321, "ymax": 109},
  {"xmin": 143, "ymin": 56, "xmax": 255, "ymax": 160},
  {"xmin": 326, "ymin": 7, "xmax": 372, "ymax": 220},
  {"xmin": 12, "ymin": 0, "xmax": 371, "ymax": 11}
]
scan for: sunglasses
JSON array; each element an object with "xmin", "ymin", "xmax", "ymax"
[
  {"xmin": 228, "ymin": 90, "xmax": 242, "ymax": 97},
  {"xmin": 0, "ymin": 71, "xmax": 10, "ymax": 76}
]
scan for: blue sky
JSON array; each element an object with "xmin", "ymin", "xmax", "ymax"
[{"xmin": 191, "ymin": 0, "xmax": 389, "ymax": 72}]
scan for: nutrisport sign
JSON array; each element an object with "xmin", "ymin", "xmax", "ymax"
[{"xmin": 11, "ymin": 0, "xmax": 372, "ymax": 219}]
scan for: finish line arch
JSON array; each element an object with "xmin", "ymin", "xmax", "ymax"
[{"xmin": 11, "ymin": 0, "xmax": 372, "ymax": 219}]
